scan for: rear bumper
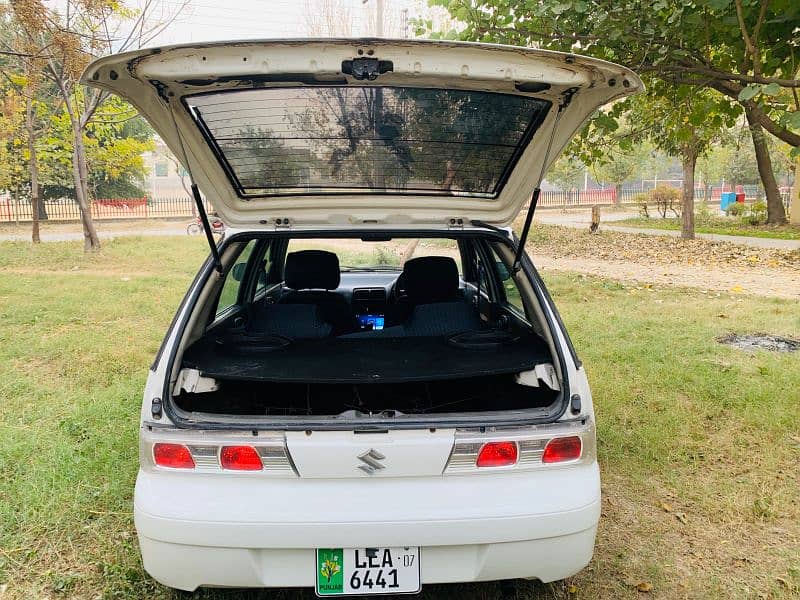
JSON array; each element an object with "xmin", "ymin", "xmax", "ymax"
[{"xmin": 134, "ymin": 463, "xmax": 600, "ymax": 591}]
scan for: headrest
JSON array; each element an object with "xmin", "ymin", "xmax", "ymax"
[
  {"xmin": 401, "ymin": 256, "xmax": 459, "ymax": 303},
  {"xmin": 284, "ymin": 250, "xmax": 340, "ymax": 290}
]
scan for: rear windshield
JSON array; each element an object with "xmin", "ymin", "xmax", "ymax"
[{"xmin": 186, "ymin": 87, "xmax": 550, "ymax": 199}]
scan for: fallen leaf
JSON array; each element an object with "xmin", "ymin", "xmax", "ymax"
[
  {"xmin": 568, "ymin": 584, "xmax": 578, "ymax": 594},
  {"xmin": 675, "ymin": 511, "xmax": 688, "ymax": 524},
  {"xmin": 636, "ymin": 581, "xmax": 653, "ymax": 592},
  {"xmin": 660, "ymin": 502, "xmax": 673, "ymax": 512},
  {"xmin": 729, "ymin": 285, "xmax": 744, "ymax": 294},
  {"xmin": 716, "ymin": 313, "xmax": 729, "ymax": 318}
]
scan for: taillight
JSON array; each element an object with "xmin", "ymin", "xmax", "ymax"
[
  {"xmin": 542, "ymin": 436, "xmax": 582, "ymax": 463},
  {"xmin": 153, "ymin": 443, "xmax": 195, "ymax": 469},
  {"xmin": 220, "ymin": 446, "xmax": 263, "ymax": 471},
  {"xmin": 476, "ymin": 441, "xmax": 518, "ymax": 467}
]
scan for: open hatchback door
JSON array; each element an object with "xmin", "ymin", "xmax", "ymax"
[{"xmin": 82, "ymin": 39, "xmax": 641, "ymax": 228}]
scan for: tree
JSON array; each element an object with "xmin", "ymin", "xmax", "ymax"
[
  {"xmin": 429, "ymin": 0, "xmax": 799, "ymax": 223},
  {"xmin": 9, "ymin": 0, "xmax": 185, "ymax": 250},
  {"xmin": 627, "ymin": 81, "xmax": 738, "ymax": 238},
  {"xmin": 589, "ymin": 133, "xmax": 649, "ymax": 204},
  {"xmin": 0, "ymin": 5, "xmax": 54, "ymax": 242},
  {"xmin": 547, "ymin": 156, "xmax": 584, "ymax": 193}
]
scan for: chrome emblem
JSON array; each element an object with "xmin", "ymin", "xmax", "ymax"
[{"xmin": 357, "ymin": 448, "xmax": 386, "ymax": 475}]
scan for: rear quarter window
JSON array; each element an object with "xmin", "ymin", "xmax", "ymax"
[{"xmin": 216, "ymin": 240, "xmax": 257, "ymax": 317}]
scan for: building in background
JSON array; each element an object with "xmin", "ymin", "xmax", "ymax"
[{"xmin": 142, "ymin": 137, "xmax": 188, "ymax": 198}]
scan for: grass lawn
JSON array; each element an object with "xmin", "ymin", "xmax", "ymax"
[
  {"xmin": 1, "ymin": 236, "xmax": 799, "ymax": 599},
  {"xmin": 616, "ymin": 216, "xmax": 800, "ymax": 240}
]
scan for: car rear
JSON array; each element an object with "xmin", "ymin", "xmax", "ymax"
[{"xmin": 80, "ymin": 38, "xmax": 640, "ymax": 594}]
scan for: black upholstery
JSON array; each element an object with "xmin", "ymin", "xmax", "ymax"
[
  {"xmin": 400, "ymin": 256, "xmax": 460, "ymax": 303},
  {"xmin": 247, "ymin": 302, "xmax": 332, "ymax": 339},
  {"xmin": 279, "ymin": 250, "xmax": 356, "ymax": 335},
  {"xmin": 344, "ymin": 301, "xmax": 483, "ymax": 339},
  {"xmin": 284, "ymin": 250, "xmax": 341, "ymax": 290}
]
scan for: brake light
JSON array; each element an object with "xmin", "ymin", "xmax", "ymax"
[
  {"xmin": 220, "ymin": 446, "xmax": 263, "ymax": 471},
  {"xmin": 476, "ymin": 441, "xmax": 518, "ymax": 467},
  {"xmin": 542, "ymin": 436, "xmax": 582, "ymax": 463},
  {"xmin": 153, "ymin": 443, "xmax": 195, "ymax": 469}
]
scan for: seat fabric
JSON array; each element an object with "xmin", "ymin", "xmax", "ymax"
[
  {"xmin": 279, "ymin": 250, "xmax": 356, "ymax": 335},
  {"xmin": 247, "ymin": 303, "xmax": 332, "ymax": 339}
]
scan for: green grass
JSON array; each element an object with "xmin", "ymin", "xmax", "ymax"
[
  {"xmin": 617, "ymin": 216, "xmax": 800, "ymax": 240},
  {"xmin": 1, "ymin": 237, "xmax": 799, "ymax": 599}
]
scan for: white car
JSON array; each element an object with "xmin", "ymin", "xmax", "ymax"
[{"xmin": 83, "ymin": 39, "xmax": 641, "ymax": 595}]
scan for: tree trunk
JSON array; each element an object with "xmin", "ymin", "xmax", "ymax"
[
  {"xmin": 790, "ymin": 157, "xmax": 800, "ymax": 226},
  {"xmin": 681, "ymin": 146, "xmax": 697, "ymax": 240},
  {"xmin": 745, "ymin": 106, "xmax": 787, "ymax": 225},
  {"xmin": 25, "ymin": 99, "xmax": 41, "ymax": 244},
  {"xmin": 71, "ymin": 126, "xmax": 101, "ymax": 251},
  {"xmin": 614, "ymin": 182, "xmax": 622, "ymax": 206}
]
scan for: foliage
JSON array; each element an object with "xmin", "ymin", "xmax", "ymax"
[
  {"xmin": 633, "ymin": 192, "xmax": 650, "ymax": 218},
  {"xmin": 727, "ymin": 200, "xmax": 768, "ymax": 225},
  {"xmin": 649, "ymin": 185, "xmax": 681, "ymax": 218},
  {"xmin": 547, "ymin": 155, "xmax": 584, "ymax": 191},
  {"xmin": 591, "ymin": 141, "xmax": 649, "ymax": 192},
  {"xmin": 428, "ymin": 0, "xmax": 800, "ymax": 151}
]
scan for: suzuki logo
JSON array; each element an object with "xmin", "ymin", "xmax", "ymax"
[{"xmin": 357, "ymin": 448, "xmax": 386, "ymax": 475}]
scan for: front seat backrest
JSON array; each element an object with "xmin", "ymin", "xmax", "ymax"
[
  {"xmin": 284, "ymin": 249, "xmax": 341, "ymax": 291},
  {"xmin": 280, "ymin": 250, "xmax": 355, "ymax": 334},
  {"xmin": 400, "ymin": 256, "xmax": 460, "ymax": 304}
]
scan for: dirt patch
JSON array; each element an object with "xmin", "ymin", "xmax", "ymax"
[
  {"xmin": 718, "ymin": 333, "xmax": 800, "ymax": 353},
  {"xmin": 528, "ymin": 224, "xmax": 800, "ymax": 271},
  {"xmin": 527, "ymin": 225, "xmax": 800, "ymax": 299}
]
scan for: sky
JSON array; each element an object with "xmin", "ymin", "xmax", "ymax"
[{"xmin": 137, "ymin": 0, "xmax": 430, "ymax": 46}]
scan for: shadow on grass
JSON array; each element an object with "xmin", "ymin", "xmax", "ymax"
[{"xmin": 169, "ymin": 580, "xmax": 559, "ymax": 600}]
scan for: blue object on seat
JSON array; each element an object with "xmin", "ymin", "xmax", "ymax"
[{"xmin": 344, "ymin": 301, "xmax": 482, "ymax": 339}]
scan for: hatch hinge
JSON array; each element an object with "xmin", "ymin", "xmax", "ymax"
[
  {"xmin": 273, "ymin": 217, "xmax": 292, "ymax": 230},
  {"xmin": 447, "ymin": 217, "xmax": 465, "ymax": 229},
  {"xmin": 560, "ymin": 86, "xmax": 579, "ymax": 109}
]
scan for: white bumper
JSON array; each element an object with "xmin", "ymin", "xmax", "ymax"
[{"xmin": 135, "ymin": 463, "xmax": 600, "ymax": 591}]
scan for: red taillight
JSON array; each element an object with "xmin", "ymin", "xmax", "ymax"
[
  {"xmin": 476, "ymin": 441, "xmax": 518, "ymax": 468},
  {"xmin": 542, "ymin": 436, "xmax": 583, "ymax": 463},
  {"xmin": 153, "ymin": 443, "xmax": 195, "ymax": 469},
  {"xmin": 220, "ymin": 446, "xmax": 263, "ymax": 471}
]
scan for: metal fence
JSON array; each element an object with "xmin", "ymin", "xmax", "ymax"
[
  {"xmin": 0, "ymin": 196, "xmax": 211, "ymax": 224},
  {"xmin": 538, "ymin": 185, "xmax": 792, "ymax": 210},
  {"xmin": 0, "ymin": 187, "xmax": 792, "ymax": 223}
]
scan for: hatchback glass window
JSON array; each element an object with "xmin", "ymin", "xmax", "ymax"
[{"xmin": 187, "ymin": 87, "xmax": 551, "ymax": 198}]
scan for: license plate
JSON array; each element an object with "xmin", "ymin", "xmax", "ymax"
[{"xmin": 315, "ymin": 547, "xmax": 421, "ymax": 596}]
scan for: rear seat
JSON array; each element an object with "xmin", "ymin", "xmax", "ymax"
[{"xmin": 246, "ymin": 303, "xmax": 332, "ymax": 339}]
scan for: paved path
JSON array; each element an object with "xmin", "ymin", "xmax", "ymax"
[
  {"xmin": 536, "ymin": 208, "xmax": 800, "ymax": 250},
  {"xmin": 0, "ymin": 222, "xmax": 188, "ymax": 242}
]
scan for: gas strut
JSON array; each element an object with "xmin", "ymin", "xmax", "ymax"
[
  {"xmin": 169, "ymin": 103, "xmax": 223, "ymax": 274},
  {"xmin": 512, "ymin": 89, "xmax": 573, "ymax": 273}
]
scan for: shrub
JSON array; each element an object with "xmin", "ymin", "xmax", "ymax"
[
  {"xmin": 649, "ymin": 185, "xmax": 681, "ymax": 218},
  {"xmin": 743, "ymin": 201, "xmax": 767, "ymax": 225},
  {"xmin": 725, "ymin": 201, "xmax": 767, "ymax": 225},
  {"xmin": 695, "ymin": 202, "xmax": 713, "ymax": 226},
  {"xmin": 633, "ymin": 193, "xmax": 650, "ymax": 218},
  {"xmin": 725, "ymin": 202, "xmax": 748, "ymax": 217}
]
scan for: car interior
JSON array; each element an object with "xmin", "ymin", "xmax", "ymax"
[{"xmin": 173, "ymin": 235, "xmax": 563, "ymax": 420}]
